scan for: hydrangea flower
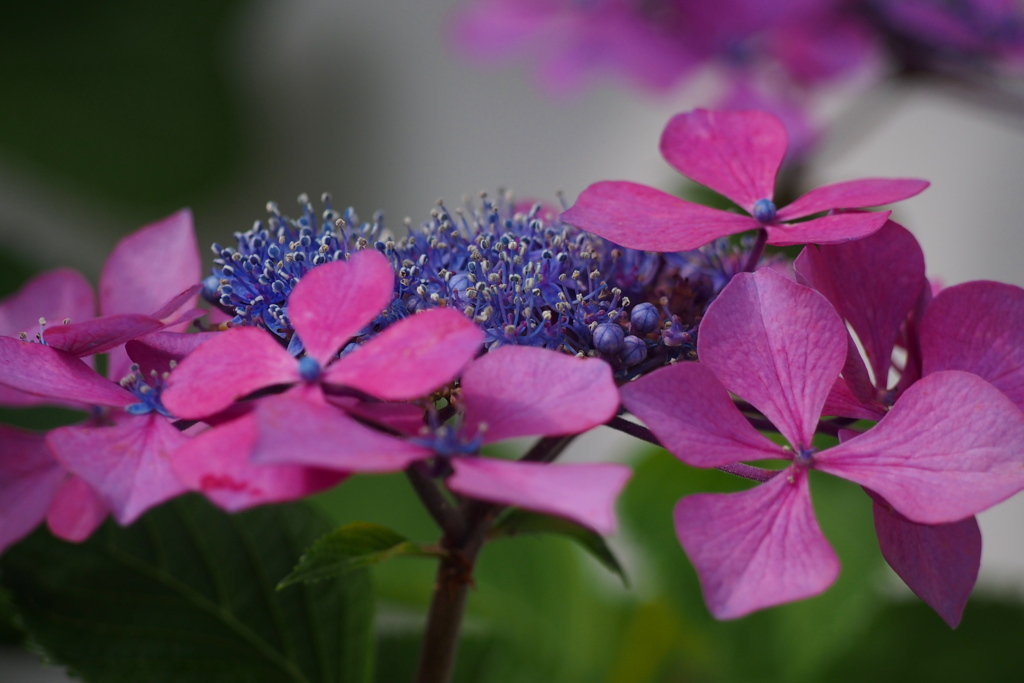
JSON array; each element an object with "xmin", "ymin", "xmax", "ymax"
[
  {"xmin": 562, "ymin": 109, "xmax": 928, "ymax": 252},
  {"xmin": 619, "ymin": 268, "xmax": 1024, "ymax": 619}
]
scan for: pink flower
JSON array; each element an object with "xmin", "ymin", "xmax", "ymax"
[
  {"xmin": 620, "ymin": 268, "xmax": 1024, "ymax": 619},
  {"xmin": 561, "ymin": 109, "xmax": 928, "ymax": 251},
  {"xmin": 160, "ymin": 249, "xmax": 485, "ymax": 506}
]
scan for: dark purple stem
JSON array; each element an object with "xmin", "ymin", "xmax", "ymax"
[{"xmin": 743, "ymin": 228, "xmax": 768, "ymax": 272}]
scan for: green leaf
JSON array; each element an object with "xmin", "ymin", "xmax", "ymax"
[
  {"xmin": 1, "ymin": 494, "xmax": 375, "ymax": 683},
  {"xmin": 490, "ymin": 509, "xmax": 629, "ymax": 587},
  {"xmin": 279, "ymin": 522, "xmax": 442, "ymax": 589}
]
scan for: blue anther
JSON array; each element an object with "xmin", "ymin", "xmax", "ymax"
[
  {"xmin": 620, "ymin": 335, "xmax": 648, "ymax": 366},
  {"xmin": 795, "ymin": 446, "xmax": 815, "ymax": 466},
  {"xmin": 752, "ymin": 198, "xmax": 777, "ymax": 223},
  {"xmin": 298, "ymin": 356, "xmax": 321, "ymax": 382},
  {"xmin": 592, "ymin": 323, "xmax": 625, "ymax": 355},
  {"xmin": 630, "ymin": 302, "xmax": 659, "ymax": 334}
]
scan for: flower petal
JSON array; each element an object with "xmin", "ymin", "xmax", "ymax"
[
  {"xmin": 0, "ymin": 426, "xmax": 66, "ymax": 552},
  {"xmin": 818, "ymin": 371, "xmax": 1024, "ymax": 524},
  {"xmin": 47, "ymin": 414, "xmax": 189, "ymax": 525},
  {"xmin": 161, "ymin": 327, "xmax": 299, "ymax": 420},
  {"xmin": 126, "ymin": 330, "xmax": 221, "ymax": 377},
  {"xmin": 172, "ymin": 414, "xmax": 345, "ymax": 512},
  {"xmin": 289, "ymin": 250, "xmax": 395, "ymax": 367},
  {"xmin": 620, "ymin": 362, "xmax": 786, "ymax": 467},
  {"xmin": 765, "ymin": 211, "xmax": 890, "ymax": 247},
  {"xmin": 795, "ymin": 220, "xmax": 927, "ymax": 390},
  {"xmin": 920, "ymin": 280, "xmax": 1024, "ymax": 409},
  {"xmin": 448, "ymin": 458, "xmax": 631, "ymax": 534},
  {"xmin": 99, "ymin": 208, "xmax": 201, "ymax": 320},
  {"xmin": 42, "ymin": 314, "xmax": 165, "ymax": 358},
  {"xmin": 0, "ymin": 268, "xmax": 95, "ymax": 338},
  {"xmin": 249, "ymin": 386, "xmax": 431, "ymax": 472},
  {"xmin": 777, "ymin": 178, "xmax": 929, "ymax": 221},
  {"xmin": 870, "ymin": 491, "xmax": 979, "ymax": 629},
  {"xmin": 698, "ymin": 269, "xmax": 846, "ymax": 449},
  {"xmin": 0, "ymin": 337, "xmax": 135, "ymax": 407},
  {"xmin": 674, "ymin": 469, "xmax": 839, "ymax": 619},
  {"xmin": 660, "ymin": 109, "xmax": 787, "ymax": 212},
  {"xmin": 560, "ymin": 181, "xmax": 759, "ymax": 252},
  {"xmin": 325, "ymin": 308, "xmax": 483, "ymax": 401},
  {"xmin": 461, "ymin": 346, "xmax": 618, "ymax": 443},
  {"xmin": 46, "ymin": 476, "xmax": 108, "ymax": 543}
]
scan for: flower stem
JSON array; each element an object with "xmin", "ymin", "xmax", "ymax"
[{"xmin": 743, "ymin": 228, "xmax": 768, "ymax": 272}]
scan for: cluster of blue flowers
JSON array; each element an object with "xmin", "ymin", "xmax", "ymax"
[{"xmin": 204, "ymin": 193, "xmax": 756, "ymax": 375}]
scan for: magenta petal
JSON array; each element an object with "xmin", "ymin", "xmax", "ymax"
[
  {"xmin": 620, "ymin": 362, "xmax": 785, "ymax": 467},
  {"xmin": 126, "ymin": 330, "xmax": 221, "ymax": 377},
  {"xmin": 777, "ymin": 178, "xmax": 929, "ymax": 221},
  {"xmin": 766, "ymin": 211, "xmax": 890, "ymax": 247},
  {"xmin": 42, "ymin": 314, "xmax": 165, "ymax": 357},
  {"xmin": 818, "ymin": 371, "xmax": 1024, "ymax": 524},
  {"xmin": 921, "ymin": 281, "xmax": 1024, "ymax": 409},
  {"xmin": 99, "ymin": 208, "xmax": 201, "ymax": 319},
  {"xmin": 560, "ymin": 181, "xmax": 759, "ymax": 252},
  {"xmin": 288, "ymin": 250, "xmax": 395, "ymax": 366},
  {"xmin": 172, "ymin": 415, "xmax": 345, "ymax": 511},
  {"xmin": 0, "ymin": 337, "xmax": 134, "ymax": 407},
  {"xmin": 461, "ymin": 346, "xmax": 618, "ymax": 443},
  {"xmin": 46, "ymin": 476, "xmax": 108, "ymax": 543},
  {"xmin": 250, "ymin": 387, "xmax": 431, "ymax": 472},
  {"xmin": 448, "ymin": 458, "xmax": 631, "ymax": 534},
  {"xmin": 0, "ymin": 268, "xmax": 95, "ymax": 338},
  {"xmin": 674, "ymin": 469, "xmax": 839, "ymax": 619},
  {"xmin": 161, "ymin": 327, "xmax": 299, "ymax": 420},
  {"xmin": 795, "ymin": 221, "xmax": 927, "ymax": 390},
  {"xmin": 0, "ymin": 426, "xmax": 66, "ymax": 552},
  {"xmin": 822, "ymin": 376, "xmax": 886, "ymax": 421},
  {"xmin": 698, "ymin": 269, "xmax": 846, "ymax": 449},
  {"xmin": 660, "ymin": 109, "xmax": 787, "ymax": 212},
  {"xmin": 325, "ymin": 308, "xmax": 483, "ymax": 401},
  {"xmin": 871, "ymin": 492, "xmax": 979, "ymax": 628},
  {"xmin": 47, "ymin": 414, "xmax": 188, "ymax": 525},
  {"xmin": 326, "ymin": 396, "xmax": 426, "ymax": 437}
]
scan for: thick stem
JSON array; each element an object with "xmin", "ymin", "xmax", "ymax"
[
  {"xmin": 742, "ymin": 228, "xmax": 768, "ymax": 273},
  {"xmin": 406, "ymin": 463, "xmax": 465, "ymax": 539}
]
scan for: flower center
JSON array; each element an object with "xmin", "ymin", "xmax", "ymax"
[
  {"xmin": 794, "ymin": 445, "xmax": 816, "ymax": 467},
  {"xmin": 752, "ymin": 198, "xmax": 777, "ymax": 224},
  {"xmin": 120, "ymin": 365, "xmax": 173, "ymax": 418},
  {"xmin": 297, "ymin": 356, "xmax": 321, "ymax": 382}
]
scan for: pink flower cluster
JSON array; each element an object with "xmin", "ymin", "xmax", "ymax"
[{"xmin": 1, "ymin": 108, "xmax": 1022, "ymax": 629}]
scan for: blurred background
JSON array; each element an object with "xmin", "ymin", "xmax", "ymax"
[{"xmin": 2, "ymin": 0, "xmax": 1024, "ymax": 681}]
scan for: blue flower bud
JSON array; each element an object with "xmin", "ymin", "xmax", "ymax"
[
  {"xmin": 630, "ymin": 302, "xmax": 659, "ymax": 334},
  {"xmin": 592, "ymin": 323, "xmax": 625, "ymax": 355},
  {"xmin": 752, "ymin": 198, "xmax": 777, "ymax": 223},
  {"xmin": 620, "ymin": 335, "xmax": 647, "ymax": 366}
]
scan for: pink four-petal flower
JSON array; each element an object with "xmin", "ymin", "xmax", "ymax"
[{"xmin": 561, "ymin": 109, "xmax": 928, "ymax": 251}]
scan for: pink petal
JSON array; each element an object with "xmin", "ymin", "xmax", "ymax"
[
  {"xmin": 99, "ymin": 208, "xmax": 200, "ymax": 320},
  {"xmin": 126, "ymin": 331, "xmax": 221, "ymax": 377},
  {"xmin": 325, "ymin": 308, "xmax": 483, "ymax": 401},
  {"xmin": 0, "ymin": 268, "xmax": 95, "ymax": 338},
  {"xmin": 326, "ymin": 395, "xmax": 426, "ymax": 436},
  {"xmin": 620, "ymin": 362, "xmax": 786, "ymax": 467},
  {"xmin": 150, "ymin": 284, "xmax": 204, "ymax": 322},
  {"xmin": 249, "ymin": 386, "xmax": 431, "ymax": 472},
  {"xmin": 447, "ymin": 458, "xmax": 631, "ymax": 535},
  {"xmin": 47, "ymin": 414, "xmax": 189, "ymax": 525},
  {"xmin": 870, "ymin": 491, "xmax": 979, "ymax": 628},
  {"xmin": 795, "ymin": 221, "xmax": 927, "ymax": 390},
  {"xmin": 42, "ymin": 314, "xmax": 165, "ymax": 358},
  {"xmin": 765, "ymin": 211, "xmax": 891, "ymax": 247},
  {"xmin": 674, "ymin": 469, "xmax": 840, "ymax": 619},
  {"xmin": 0, "ymin": 337, "xmax": 135, "ymax": 407},
  {"xmin": 777, "ymin": 179, "xmax": 929, "ymax": 221},
  {"xmin": 171, "ymin": 415, "xmax": 345, "ymax": 512},
  {"xmin": 818, "ymin": 371, "xmax": 1024, "ymax": 524},
  {"xmin": 0, "ymin": 425, "xmax": 66, "ymax": 552},
  {"xmin": 288, "ymin": 250, "xmax": 395, "ymax": 366},
  {"xmin": 698, "ymin": 269, "xmax": 846, "ymax": 449},
  {"xmin": 921, "ymin": 281, "xmax": 1024, "ymax": 409},
  {"xmin": 460, "ymin": 346, "xmax": 618, "ymax": 443},
  {"xmin": 560, "ymin": 181, "xmax": 759, "ymax": 252},
  {"xmin": 161, "ymin": 327, "xmax": 299, "ymax": 420},
  {"xmin": 660, "ymin": 109, "xmax": 787, "ymax": 212},
  {"xmin": 46, "ymin": 476, "xmax": 108, "ymax": 543},
  {"xmin": 822, "ymin": 376, "xmax": 886, "ymax": 421}
]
